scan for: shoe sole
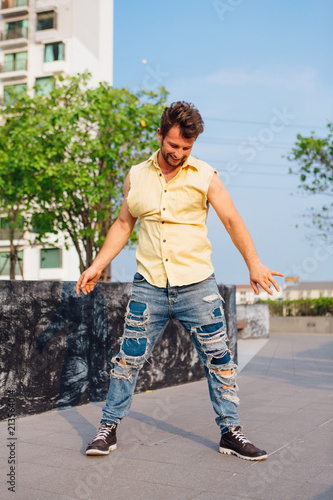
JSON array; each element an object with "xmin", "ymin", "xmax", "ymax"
[
  {"xmin": 219, "ymin": 446, "xmax": 267, "ymax": 461},
  {"xmin": 86, "ymin": 444, "xmax": 117, "ymax": 456}
]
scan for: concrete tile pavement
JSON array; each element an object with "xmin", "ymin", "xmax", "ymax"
[{"xmin": 1, "ymin": 332, "xmax": 333, "ymax": 500}]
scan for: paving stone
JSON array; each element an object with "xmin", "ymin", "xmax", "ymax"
[
  {"xmin": 309, "ymin": 465, "xmax": 333, "ymax": 486},
  {"xmin": 211, "ymin": 471, "xmax": 305, "ymax": 499},
  {"xmin": 0, "ymin": 333, "xmax": 332, "ymax": 500},
  {"xmin": 289, "ymin": 483, "xmax": 333, "ymax": 500}
]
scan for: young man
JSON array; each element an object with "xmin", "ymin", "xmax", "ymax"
[{"xmin": 76, "ymin": 102, "xmax": 283, "ymax": 461}]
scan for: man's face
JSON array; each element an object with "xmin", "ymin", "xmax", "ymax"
[{"xmin": 157, "ymin": 126, "xmax": 196, "ymax": 168}]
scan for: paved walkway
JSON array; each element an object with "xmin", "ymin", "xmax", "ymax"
[{"xmin": 1, "ymin": 333, "xmax": 333, "ymax": 500}]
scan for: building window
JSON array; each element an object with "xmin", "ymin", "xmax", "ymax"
[
  {"xmin": 5, "ymin": 19, "xmax": 28, "ymax": 40},
  {"xmin": 44, "ymin": 42, "xmax": 64, "ymax": 62},
  {"xmin": 0, "ymin": 217, "xmax": 11, "ymax": 240},
  {"xmin": 3, "ymin": 83, "xmax": 27, "ymax": 104},
  {"xmin": 0, "ymin": 250, "xmax": 23, "ymax": 276},
  {"xmin": 4, "ymin": 51, "xmax": 27, "ymax": 72},
  {"xmin": 40, "ymin": 248, "xmax": 62, "ymax": 268},
  {"xmin": 37, "ymin": 11, "xmax": 56, "ymax": 31},
  {"xmin": 35, "ymin": 76, "xmax": 54, "ymax": 95},
  {"xmin": 2, "ymin": 1, "xmax": 28, "ymax": 7},
  {"xmin": 0, "ymin": 217, "xmax": 24, "ymax": 240}
]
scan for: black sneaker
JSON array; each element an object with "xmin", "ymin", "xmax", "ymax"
[
  {"xmin": 219, "ymin": 426, "xmax": 267, "ymax": 461},
  {"xmin": 86, "ymin": 423, "xmax": 117, "ymax": 456}
]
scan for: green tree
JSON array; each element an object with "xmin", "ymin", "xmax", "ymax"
[
  {"xmin": 288, "ymin": 122, "xmax": 333, "ymax": 242},
  {"xmin": 0, "ymin": 89, "xmax": 46, "ymax": 279},
  {"xmin": 0, "ymin": 74, "xmax": 168, "ymax": 279},
  {"xmin": 29, "ymin": 73, "xmax": 168, "ymax": 279}
]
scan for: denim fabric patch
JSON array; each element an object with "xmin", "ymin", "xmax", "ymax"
[{"xmin": 122, "ymin": 338, "xmax": 147, "ymax": 357}]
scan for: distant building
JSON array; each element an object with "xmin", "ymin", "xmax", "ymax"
[
  {"xmin": 236, "ymin": 284, "xmax": 283, "ymax": 305},
  {"xmin": 284, "ymin": 281, "xmax": 333, "ymax": 300},
  {"xmin": 0, "ymin": 0, "xmax": 113, "ymax": 280}
]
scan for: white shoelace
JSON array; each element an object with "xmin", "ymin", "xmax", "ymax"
[
  {"xmin": 95, "ymin": 424, "xmax": 116, "ymax": 442},
  {"xmin": 231, "ymin": 427, "xmax": 251, "ymax": 445}
]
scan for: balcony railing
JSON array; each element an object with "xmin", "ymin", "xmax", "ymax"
[
  {"xmin": 0, "ymin": 59, "xmax": 27, "ymax": 73},
  {"xmin": 1, "ymin": 1, "xmax": 28, "ymax": 9},
  {"xmin": 0, "ymin": 27, "xmax": 28, "ymax": 41}
]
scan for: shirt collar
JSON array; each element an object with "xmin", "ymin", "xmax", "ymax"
[{"xmin": 149, "ymin": 150, "xmax": 199, "ymax": 172}]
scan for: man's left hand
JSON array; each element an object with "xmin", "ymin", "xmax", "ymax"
[{"xmin": 249, "ymin": 263, "xmax": 284, "ymax": 295}]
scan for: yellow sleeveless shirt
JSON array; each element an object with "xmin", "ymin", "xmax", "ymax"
[{"xmin": 127, "ymin": 151, "xmax": 216, "ymax": 287}]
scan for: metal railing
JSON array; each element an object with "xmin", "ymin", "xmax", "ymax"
[{"xmin": 1, "ymin": 0, "xmax": 28, "ymax": 9}]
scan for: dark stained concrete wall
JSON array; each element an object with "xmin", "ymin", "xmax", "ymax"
[{"xmin": 0, "ymin": 281, "xmax": 236, "ymax": 420}]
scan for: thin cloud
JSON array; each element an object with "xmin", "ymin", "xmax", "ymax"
[{"xmin": 206, "ymin": 67, "xmax": 318, "ymax": 92}]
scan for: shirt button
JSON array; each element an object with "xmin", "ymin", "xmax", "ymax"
[
  {"xmin": 165, "ymin": 259, "xmax": 168, "ymax": 262},
  {"xmin": 163, "ymin": 208, "xmax": 165, "ymax": 211},
  {"xmin": 159, "ymin": 173, "xmax": 162, "ymax": 176},
  {"xmin": 164, "ymin": 190, "xmax": 167, "ymax": 193},
  {"xmin": 163, "ymin": 239, "xmax": 166, "ymax": 243},
  {"xmin": 162, "ymin": 221, "xmax": 165, "ymax": 224}
]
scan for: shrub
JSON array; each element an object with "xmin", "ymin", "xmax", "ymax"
[{"xmin": 257, "ymin": 298, "xmax": 333, "ymax": 317}]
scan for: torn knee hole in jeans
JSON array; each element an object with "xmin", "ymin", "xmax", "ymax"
[
  {"xmin": 219, "ymin": 391, "xmax": 239, "ymax": 405},
  {"xmin": 121, "ymin": 337, "xmax": 148, "ymax": 357},
  {"xmin": 125, "ymin": 300, "xmax": 149, "ymax": 327},
  {"xmin": 218, "ymin": 383, "xmax": 235, "ymax": 390},
  {"xmin": 111, "ymin": 357, "xmax": 134, "ymax": 381},
  {"xmin": 202, "ymin": 293, "xmax": 224, "ymax": 303},
  {"xmin": 211, "ymin": 306, "xmax": 224, "ymax": 319},
  {"xmin": 196, "ymin": 322, "xmax": 226, "ymax": 342},
  {"xmin": 215, "ymin": 372, "xmax": 239, "ymax": 405},
  {"xmin": 111, "ymin": 354, "xmax": 144, "ymax": 382},
  {"xmin": 213, "ymin": 367, "xmax": 234, "ymax": 377}
]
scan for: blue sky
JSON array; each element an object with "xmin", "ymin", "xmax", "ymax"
[{"xmin": 111, "ymin": 0, "xmax": 333, "ymax": 289}]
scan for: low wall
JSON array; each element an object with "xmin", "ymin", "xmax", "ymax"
[
  {"xmin": 0, "ymin": 281, "xmax": 236, "ymax": 420},
  {"xmin": 270, "ymin": 316, "xmax": 333, "ymax": 334},
  {"xmin": 236, "ymin": 304, "xmax": 270, "ymax": 339}
]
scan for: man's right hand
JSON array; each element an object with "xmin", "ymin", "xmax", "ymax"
[{"xmin": 76, "ymin": 266, "xmax": 102, "ymax": 295}]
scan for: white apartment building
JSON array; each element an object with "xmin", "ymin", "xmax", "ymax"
[
  {"xmin": 0, "ymin": 0, "xmax": 113, "ymax": 280},
  {"xmin": 235, "ymin": 284, "xmax": 283, "ymax": 305},
  {"xmin": 284, "ymin": 281, "xmax": 333, "ymax": 300}
]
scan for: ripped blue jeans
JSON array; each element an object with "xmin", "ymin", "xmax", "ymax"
[{"xmin": 101, "ymin": 273, "xmax": 240, "ymax": 434}]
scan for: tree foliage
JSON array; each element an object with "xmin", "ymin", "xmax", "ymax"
[
  {"xmin": 259, "ymin": 297, "xmax": 333, "ymax": 317},
  {"xmin": 0, "ymin": 73, "xmax": 168, "ymax": 278},
  {"xmin": 288, "ymin": 122, "xmax": 333, "ymax": 242},
  {"xmin": 0, "ymin": 89, "xmax": 47, "ymax": 278}
]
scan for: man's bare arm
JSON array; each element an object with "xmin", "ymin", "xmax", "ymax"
[
  {"xmin": 76, "ymin": 174, "xmax": 137, "ymax": 295},
  {"xmin": 207, "ymin": 172, "xmax": 284, "ymax": 295}
]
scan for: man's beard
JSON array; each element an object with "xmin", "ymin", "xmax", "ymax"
[{"xmin": 161, "ymin": 144, "xmax": 187, "ymax": 167}]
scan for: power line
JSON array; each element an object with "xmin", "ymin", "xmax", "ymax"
[
  {"xmin": 222, "ymin": 171, "xmax": 289, "ymax": 177},
  {"xmin": 203, "ymin": 117, "xmax": 328, "ymax": 130},
  {"xmin": 227, "ymin": 184, "xmax": 293, "ymax": 191},
  {"xmin": 199, "ymin": 138, "xmax": 294, "ymax": 149},
  {"xmin": 205, "ymin": 160, "xmax": 290, "ymax": 169}
]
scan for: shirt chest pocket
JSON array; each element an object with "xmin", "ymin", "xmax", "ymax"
[{"xmin": 167, "ymin": 186, "xmax": 207, "ymax": 221}]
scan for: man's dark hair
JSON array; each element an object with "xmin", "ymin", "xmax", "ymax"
[{"xmin": 160, "ymin": 101, "xmax": 204, "ymax": 139}]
